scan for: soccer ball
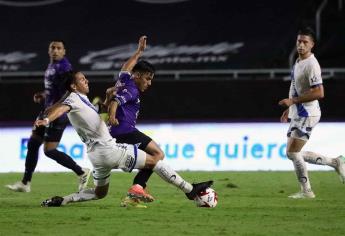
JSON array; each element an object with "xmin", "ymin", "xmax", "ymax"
[{"xmin": 194, "ymin": 187, "xmax": 218, "ymax": 208}]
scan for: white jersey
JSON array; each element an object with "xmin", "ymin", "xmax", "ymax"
[
  {"xmin": 288, "ymin": 54, "xmax": 322, "ymax": 118},
  {"xmin": 62, "ymin": 92, "xmax": 113, "ymax": 146}
]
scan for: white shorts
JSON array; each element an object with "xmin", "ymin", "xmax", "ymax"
[
  {"xmin": 87, "ymin": 139, "xmax": 146, "ymax": 187},
  {"xmin": 287, "ymin": 116, "xmax": 320, "ymax": 141}
]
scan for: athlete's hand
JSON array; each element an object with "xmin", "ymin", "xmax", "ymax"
[
  {"xmin": 137, "ymin": 35, "xmax": 147, "ymax": 53},
  {"xmin": 280, "ymin": 109, "xmax": 289, "ymax": 123},
  {"xmin": 108, "ymin": 116, "xmax": 119, "ymax": 126},
  {"xmin": 33, "ymin": 92, "xmax": 45, "ymax": 104},
  {"xmin": 34, "ymin": 119, "xmax": 48, "ymax": 127},
  {"xmin": 105, "ymin": 86, "xmax": 117, "ymax": 100},
  {"xmin": 278, "ymin": 98, "xmax": 294, "ymax": 107}
]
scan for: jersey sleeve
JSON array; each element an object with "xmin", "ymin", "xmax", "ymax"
[
  {"xmin": 118, "ymin": 71, "xmax": 131, "ymax": 82},
  {"xmin": 113, "ymin": 71, "xmax": 138, "ymax": 105},
  {"xmin": 62, "ymin": 92, "xmax": 80, "ymax": 111},
  {"xmin": 307, "ymin": 62, "xmax": 322, "ymax": 87}
]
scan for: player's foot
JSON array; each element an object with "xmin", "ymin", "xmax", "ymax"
[
  {"xmin": 120, "ymin": 196, "xmax": 147, "ymax": 208},
  {"xmin": 288, "ymin": 191, "xmax": 315, "ymax": 199},
  {"xmin": 185, "ymin": 180, "xmax": 214, "ymax": 200},
  {"xmin": 41, "ymin": 196, "xmax": 64, "ymax": 207},
  {"xmin": 335, "ymin": 155, "xmax": 345, "ymax": 183},
  {"xmin": 78, "ymin": 168, "xmax": 91, "ymax": 191},
  {"xmin": 127, "ymin": 184, "xmax": 154, "ymax": 202},
  {"xmin": 5, "ymin": 181, "xmax": 31, "ymax": 192}
]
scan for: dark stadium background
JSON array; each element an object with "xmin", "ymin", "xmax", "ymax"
[{"xmin": 0, "ymin": 0, "xmax": 344, "ymax": 123}]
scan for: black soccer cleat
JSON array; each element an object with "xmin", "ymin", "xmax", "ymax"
[
  {"xmin": 185, "ymin": 180, "xmax": 213, "ymax": 200},
  {"xmin": 41, "ymin": 196, "xmax": 64, "ymax": 207}
]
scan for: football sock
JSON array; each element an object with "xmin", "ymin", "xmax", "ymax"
[
  {"xmin": 22, "ymin": 138, "xmax": 42, "ymax": 184},
  {"xmin": 133, "ymin": 169, "xmax": 153, "ymax": 188},
  {"xmin": 152, "ymin": 160, "xmax": 193, "ymax": 193},
  {"xmin": 44, "ymin": 149, "xmax": 84, "ymax": 175},
  {"xmin": 301, "ymin": 151, "xmax": 337, "ymax": 168},
  {"xmin": 62, "ymin": 188, "xmax": 97, "ymax": 205},
  {"xmin": 288, "ymin": 152, "xmax": 312, "ymax": 193}
]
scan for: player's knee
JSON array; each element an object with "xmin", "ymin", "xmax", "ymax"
[
  {"xmin": 27, "ymin": 137, "xmax": 42, "ymax": 150},
  {"xmin": 287, "ymin": 152, "xmax": 298, "ymax": 161},
  {"xmin": 153, "ymin": 151, "xmax": 164, "ymax": 161},
  {"xmin": 44, "ymin": 148, "xmax": 57, "ymax": 157},
  {"xmin": 143, "ymin": 155, "xmax": 160, "ymax": 169},
  {"xmin": 150, "ymin": 155, "xmax": 162, "ymax": 166},
  {"xmin": 158, "ymin": 151, "xmax": 165, "ymax": 160}
]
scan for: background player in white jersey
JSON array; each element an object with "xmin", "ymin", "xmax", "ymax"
[
  {"xmin": 278, "ymin": 27, "xmax": 345, "ymax": 199},
  {"xmin": 35, "ymin": 64, "xmax": 213, "ymax": 207}
]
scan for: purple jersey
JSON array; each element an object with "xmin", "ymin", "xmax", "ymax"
[
  {"xmin": 109, "ymin": 71, "xmax": 140, "ymax": 136},
  {"xmin": 44, "ymin": 57, "xmax": 72, "ymax": 108}
]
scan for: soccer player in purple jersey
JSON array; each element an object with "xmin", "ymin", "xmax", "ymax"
[
  {"xmin": 107, "ymin": 36, "xmax": 164, "ymax": 203},
  {"xmin": 6, "ymin": 40, "xmax": 90, "ymax": 193},
  {"xmin": 37, "ymin": 69, "xmax": 213, "ymax": 207}
]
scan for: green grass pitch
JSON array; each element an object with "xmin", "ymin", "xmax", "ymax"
[{"xmin": 1, "ymin": 171, "xmax": 345, "ymax": 236}]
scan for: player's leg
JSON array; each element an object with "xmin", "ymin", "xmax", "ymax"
[
  {"xmin": 41, "ymin": 184, "xmax": 109, "ymax": 207},
  {"xmin": 119, "ymin": 146, "xmax": 213, "ymax": 201},
  {"xmin": 6, "ymin": 118, "xmax": 44, "ymax": 192},
  {"xmin": 133, "ymin": 139, "xmax": 164, "ymax": 188},
  {"xmin": 43, "ymin": 120, "xmax": 90, "ymax": 191},
  {"xmin": 299, "ymin": 151, "xmax": 345, "ymax": 183},
  {"xmin": 125, "ymin": 141, "xmax": 162, "ymax": 202},
  {"xmin": 286, "ymin": 137, "xmax": 314, "ymax": 198},
  {"xmin": 301, "ymin": 151, "xmax": 337, "ymax": 167},
  {"xmin": 286, "ymin": 117, "xmax": 320, "ymax": 198},
  {"xmin": 116, "ymin": 131, "xmax": 163, "ymax": 202},
  {"xmin": 41, "ymin": 148, "xmax": 112, "ymax": 207}
]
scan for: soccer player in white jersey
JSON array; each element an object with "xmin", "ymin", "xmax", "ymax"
[
  {"xmin": 36, "ymin": 36, "xmax": 213, "ymax": 207},
  {"xmin": 278, "ymin": 27, "xmax": 345, "ymax": 199}
]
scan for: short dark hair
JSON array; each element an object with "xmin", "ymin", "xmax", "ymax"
[
  {"xmin": 298, "ymin": 27, "xmax": 316, "ymax": 43},
  {"xmin": 133, "ymin": 60, "xmax": 155, "ymax": 74},
  {"xmin": 49, "ymin": 39, "xmax": 67, "ymax": 49}
]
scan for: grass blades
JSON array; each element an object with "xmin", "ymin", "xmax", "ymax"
[{"xmin": 1, "ymin": 171, "xmax": 345, "ymax": 236}]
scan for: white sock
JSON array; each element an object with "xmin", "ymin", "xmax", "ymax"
[
  {"xmin": 152, "ymin": 160, "xmax": 193, "ymax": 193},
  {"xmin": 301, "ymin": 151, "xmax": 337, "ymax": 168},
  {"xmin": 288, "ymin": 152, "xmax": 312, "ymax": 193},
  {"xmin": 62, "ymin": 188, "xmax": 98, "ymax": 205}
]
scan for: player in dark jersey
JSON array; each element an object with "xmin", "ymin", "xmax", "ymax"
[
  {"xmin": 108, "ymin": 36, "xmax": 164, "ymax": 203},
  {"xmin": 6, "ymin": 40, "xmax": 90, "ymax": 193}
]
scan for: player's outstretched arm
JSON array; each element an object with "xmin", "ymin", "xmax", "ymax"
[
  {"xmin": 108, "ymin": 100, "xmax": 119, "ymax": 126},
  {"xmin": 35, "ymin": 104, "xmax": 71, "ymax": 127},
  {"xmin": 121, "ymin": 35, "xmax": 147, "ymax": 72},
  {"xmin": 104, "ymin": 86, "xmax": 117, "ymax": 107}
]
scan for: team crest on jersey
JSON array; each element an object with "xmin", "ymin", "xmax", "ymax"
[{"xmin": 45, "ymin": 68, "xmax": 56, "ymax": 77}]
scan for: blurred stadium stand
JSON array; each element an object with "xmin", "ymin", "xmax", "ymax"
[{"xmin": 0, "ymin": 0, "xmax": 344, "ymax": 122}]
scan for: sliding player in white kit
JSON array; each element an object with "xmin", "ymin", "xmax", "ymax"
[
  {"xmin": 36, "ymin": 36, "xmax": 213, "ymax": 207},
  {"xmin": 279, "ymin": 27, "xmax": 345, "ymax": 199}
]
